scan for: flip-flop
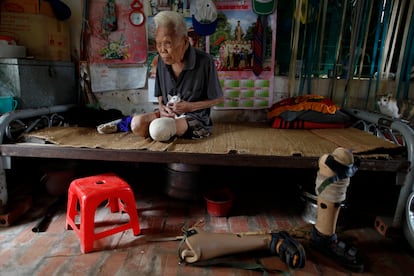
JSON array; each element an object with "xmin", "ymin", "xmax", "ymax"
[{"xmin": 269, "ymin": 231, "xmax": 306, "ymax": 269}]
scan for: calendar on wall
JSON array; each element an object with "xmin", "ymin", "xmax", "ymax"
[
  {"xmin": 88, "ymin": 0, "xmax": 147, "ymax": 64},
  {"xmin": 219, "ymin": 77, "xmax": 272, "ymax": 108},
  {"xmin": 87, "ymin": 0, "xmax": 148, "ymax": 92}
]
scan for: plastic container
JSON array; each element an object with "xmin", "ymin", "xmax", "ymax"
[
  {"xmin": 0, "ymin": 95, "xmax": 18, "ymax": 113},
  {"xmin": 164, "ymin": 163, "xmax": 200, "ymax": 200},
  {"xmin": 300, "ymin": 191, "xmax": 318, "ymax": 224},
  {"xmin": 204, "ymin": 187, "xmax": 234, "ymax": 217}
]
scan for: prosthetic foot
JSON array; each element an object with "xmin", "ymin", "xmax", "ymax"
[
  {"xmin": 97, "ymin": 118, "xmax": 122, "ymax": 134},
  {"xmin": 311, "ymin": 147, "xmax": 364, "ymax": 272},
  {"xmin": 178, "ymin": 227, "xmax": 306, "ymax": 269},
  {"xmin": 311, "ymin": 225, "xmax": 364, "ymax": 272}
]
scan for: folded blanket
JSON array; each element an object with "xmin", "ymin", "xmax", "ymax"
[
  {"xmin": 267, "ymin": 95, "xmax": 339, "ymax": 119},
  {"xmin": 268, "ymin": 95, "xmax": 348, "ymax": 129}
]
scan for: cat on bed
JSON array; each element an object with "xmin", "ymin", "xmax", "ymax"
[
  {"xmin": 377, "ymin": 93, "xmax": 414, "ymax": 125},
  {"xmin": 167, "ymin": 94, "xmax": 186, "ymax": 119}
]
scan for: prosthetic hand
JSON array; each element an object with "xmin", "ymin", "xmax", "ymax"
[
  {"xmin": 311, "ymin": 147, "xmax": 364, "ymax": 272},
  {"xmin": 178, "ymin": 227, "xmax": 306, "ymax": 269}
]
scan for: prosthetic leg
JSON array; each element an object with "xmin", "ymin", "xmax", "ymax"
[
  {"xmin": 178, "ymin": 227, "xmax": 306, "ymax": 269},
  {"xmin": 311, "ymin": 147, "xmax": 364, "ymax": 272},
  {"xmin": 130, "ymin": 112, "xmax": 180, "ymax": 142}
]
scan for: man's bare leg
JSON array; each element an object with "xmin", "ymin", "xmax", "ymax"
[
  {"xmin": 175, "ymin": 117, "xmax": 189, "ymax": 136},
  {"xmin": 130, "ymin": 111, "xmax": 160, "ymax": 137}
]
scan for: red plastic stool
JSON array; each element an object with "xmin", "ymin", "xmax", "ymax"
[{"xmin": 66, "ymin": 173, "xmax": 141, "ymax": 253}]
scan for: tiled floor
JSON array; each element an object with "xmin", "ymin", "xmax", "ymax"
[{"xmin": 1, "ymin": 160, "xmax": 414, "ymax": 275}]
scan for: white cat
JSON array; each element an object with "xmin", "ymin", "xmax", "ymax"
[
  {"xmin": 377, "ymin": 93, "xmax": 414, "ymax": 125},
  {"xmin": 377, "ymin": 94, "xmax": 401, "ymax": 118},
  {"xmin": 167, "ymin": 95, "xmax": 186, "ymax": 119}
]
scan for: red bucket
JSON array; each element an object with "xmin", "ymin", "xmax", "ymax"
[{"xmin": 204, "ymin": 188, "xmax": 234, "ymax": 217}]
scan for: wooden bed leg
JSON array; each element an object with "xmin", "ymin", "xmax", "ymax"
[{"xmin": 0, "ymin": 163, "xmax": 8, "ymax": 214}]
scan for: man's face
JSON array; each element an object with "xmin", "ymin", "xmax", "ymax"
[{"xmin": 155, "ymin": 26, "xmax": 187, "ymax": 65}]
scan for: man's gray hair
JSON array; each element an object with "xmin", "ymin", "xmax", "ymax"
[{"xmin": 153, "ymin": 11, "xmax": 187, "ymax": 38}]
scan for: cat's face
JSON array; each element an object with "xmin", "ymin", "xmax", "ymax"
[
  {"xmin": 377, "ymin": 94, "xmax": 394, "ymax": 107},
  {"xmin": 167, "ymin": 95, "xmax": 181, "ymax": 109},
  {"xmin": 168, "ymin": 95, "xmax": 180, "ymax": 104},
  {"xmin": 377, "ymin": 94, "xmax": 400, "ymax": 118}
]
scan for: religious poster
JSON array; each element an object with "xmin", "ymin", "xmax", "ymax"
[{"xmin": 212, "ymin": 0, "xmax": 276, "ymax": 109}]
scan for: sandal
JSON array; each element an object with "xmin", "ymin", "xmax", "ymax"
[
  {"xmin": 186, "ymin": 118, "xmax": 211, "ymax": 139},
  {"xmin": 310, "ymin": 226, "xmax": 364, "ymax": 272},
  {"xmin": 269, "ymin": 231, "xmax": 306, "ymax": 269}
]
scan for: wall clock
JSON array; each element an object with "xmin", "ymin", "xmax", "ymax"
[
  {"xmin": 129, "ymin": 0, "xmax": 145, "ymax": 27},
  {"xmin": 129, "ymin": 10, "xmax": 145, "ymax": 26}
]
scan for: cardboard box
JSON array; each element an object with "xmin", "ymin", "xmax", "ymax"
[
  {"xmin": 0, "ymin": 12, "xmax": 70, "ymax": 61},
  {"xmin": 0, "ymin": 0, "xmax": 55, "ymax": 17},
  {"xmin": 39, "ymin": 0, "xmax": 55, "ymax": 17}
]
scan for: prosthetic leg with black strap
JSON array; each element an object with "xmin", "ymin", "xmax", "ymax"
[
  {"xmin": 311, "ymin": 147, "xmax": 364, "ymax": 272},
  {"xmin": 178, "ymin": 227, "xmax": 306, "ymax": 272}
]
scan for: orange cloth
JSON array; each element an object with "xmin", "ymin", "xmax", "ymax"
[{"xmin": 267, "ymin": 95, "xmax": 339, "ymax": 119}]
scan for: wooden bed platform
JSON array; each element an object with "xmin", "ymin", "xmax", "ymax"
[
  {"xmin": 0, "ymin": 105, "xmax": 413, "ymax": 248},
  {"xmin": 0, "ymin": 120, "xmax": 407, "ymax": 171}
]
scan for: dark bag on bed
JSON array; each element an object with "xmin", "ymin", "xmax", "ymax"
[{"xmin": 62, "ymin": 106, "xmax": 123, "ymax": 127}]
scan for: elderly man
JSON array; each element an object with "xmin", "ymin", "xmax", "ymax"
[{"xmin": 131, "ymin": 11, "xmax": 224, "ymax": 141}]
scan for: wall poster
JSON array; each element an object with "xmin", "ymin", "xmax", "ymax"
[
  {"xmin": 88, "ymin": 0, "xmax": 148, "ymax": 92},
  {"xmin": 213, "ymin": 0, "xmax": 276, "ymax": 109}
]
